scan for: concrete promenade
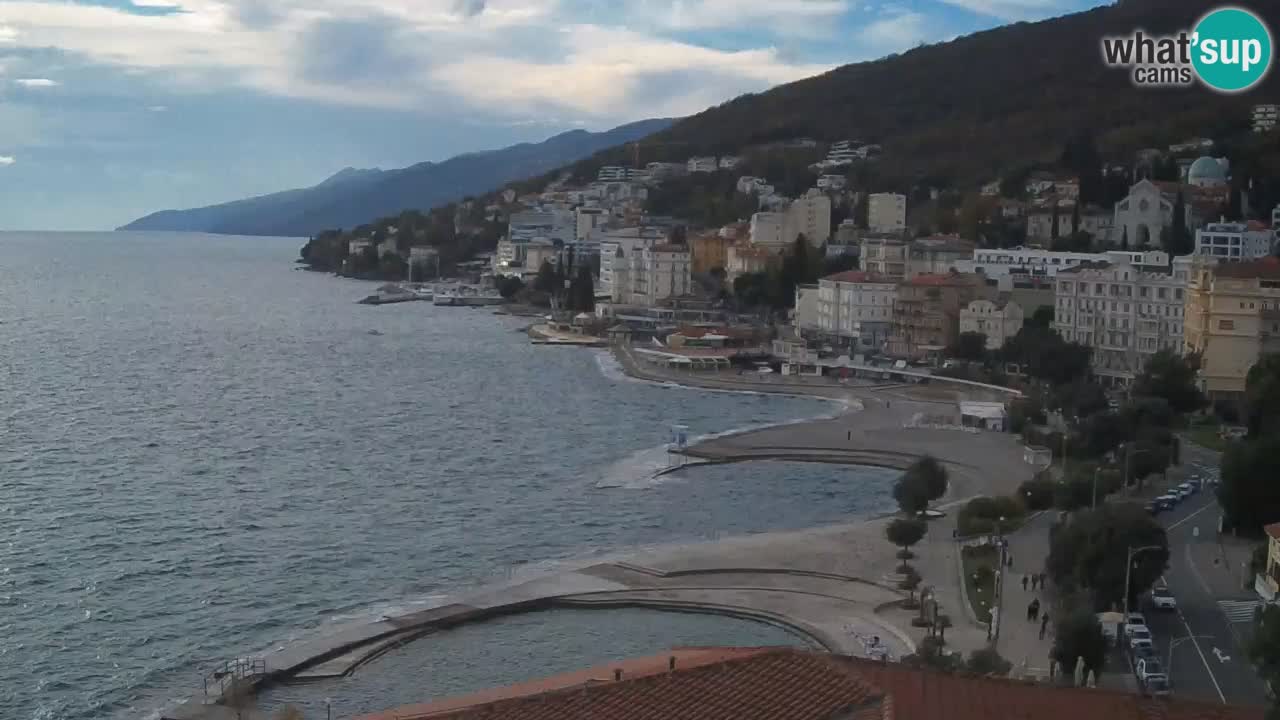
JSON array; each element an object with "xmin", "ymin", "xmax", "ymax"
[{"xmin": 167, "ymin": 348, "xmax": 1037, "ymax": 719}]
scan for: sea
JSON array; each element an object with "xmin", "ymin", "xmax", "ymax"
[{"xmin": 0, "ymin": 232, "xmax": 897, "ymax": 720}]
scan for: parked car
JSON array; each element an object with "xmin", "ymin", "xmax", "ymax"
[
  {"xmin": 1130, "ymin": 635, "xmax": 1155, "ymax": 653},
  {"xmin": 1144, "ymin": 674, "xmax": 1172, "ymax": 696},
  {"xmin": 1157, "ymin": 494, "xmax": 1179, "ymax": 509},
  {"xmin": 1124, "ymin": 612, "xmax": 1148, "ymax": 637},
  {"xmin": 1150, "ymin": 586, "xmax": 1177, "ymax": 611},
  {"xmin": 1131, "ymin": 644, "xmax": 1157, "ymax": 662},
  {"xmin": 1178, "ymin": 481, "xmax": 1197, "ymax": 495},
  {"xmin": 1136, "ymin": 657, "xmax": 1165, "ymax": 682},
  {"xmin": 1175, "ymin": 487, "xmax": 1193, "ymax": 500}
]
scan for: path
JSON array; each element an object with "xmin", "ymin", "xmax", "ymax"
[{"xmin": 996, "ymin": 512, "xmax": 1056, "ymax": 680}]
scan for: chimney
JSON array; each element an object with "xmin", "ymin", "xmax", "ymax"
[
  {"xmin": 614, "ymin": 668, "xmax": 623, "ymax": 681},
  {"xmin": 669, "ymin": 656, "xmax": 676, "ymax": 671}
]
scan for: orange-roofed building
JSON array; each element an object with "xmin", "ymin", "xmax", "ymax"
[
  {"xmin": 887, "ymin": 272, "xmax": 992, "ymax": 360},
  {"xmin": 355, "ymin": 647, "xmax": 1265, "ymax": 720}
]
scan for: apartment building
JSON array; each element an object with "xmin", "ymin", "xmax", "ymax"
[
  {"xmin": 749, "ymin": 191, "xmax": 832, "ymax": 249},
  {"xmin": 611, "ymin": 243, "xmax": 692, "ymax": 306},
  {"xmin": 1195, "ymin": 220, "xmax": 1276, "ymax": 262},
  {"xmin": 860, "ymin": 235, "xmax": 908, "ymax": 280},
  {"xmin": 806, "ymin": 270, "xmax": 898, "ymax": 352},
  {"xmin": 598, "ymin": 226, "xmax": 668, "ymax": 295},
  {"xmin": 508, "ymin": 209, "xmax": 574, "ymax": 244},
  {"xmin": 1184, "ymin": 257, "xmax": 1280, "ymax": 399},
  {"xmin": 726, "ymin": 243, "xmax": 775, "ymax": 280},
  {"xmin": 868, "ymin": 193, "xmax": 907, "ymax": 233},
  {"xmin": 958, "ymin": 247, "xmax": 1104, "ymax": 288},
  {"xmin": 960, "ymin": 298, "xmax": 1025, "ymax": 350},
  {"xmin": 687, "ymin": 156, "xmax": 718, "ymax": 173},
  {"xmin": 887, "ymin": 272, "xmax": 992, "ymax": 360},
  {"xmin": 690, "ymin": 230, "xmax": 732, "ymax": 274},
  {"xmin": 1254, "ymin": 104, "xmax": 1279, "ymax": 133},
  {"xmin": 908, "ymin": 235, "xmax": 974, "ymax": 277},
  {"xmin": 1053, "ymin": 257, "xmax": 1192, "ymax": 385}
]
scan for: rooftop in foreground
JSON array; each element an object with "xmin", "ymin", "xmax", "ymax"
[{"xmin": 356, "ymin": 646, "xmax": 1264, "ymax": 720}]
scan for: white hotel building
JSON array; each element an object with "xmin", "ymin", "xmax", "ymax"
[
  {"xmin": 1195, "ymin": 220, "xmax": 1276, "ymax": 262},
  {"xmin": 1053, "ymin": 257, "xmax": 1192, "ymax": 385},
  {"xmin": 808, "ymin": 270, "xmax": 898, "ymax": 352}
]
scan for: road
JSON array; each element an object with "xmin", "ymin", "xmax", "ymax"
[{"xmin": 1139, "ymin": 442, "xmax": 1269, "ymax": 706}]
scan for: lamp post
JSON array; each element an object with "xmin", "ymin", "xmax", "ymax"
[
  {"xmin": 993, "ymin": 515, "xmax": 1008, "ymax": 642},
  {"xmin": 1123, "ymin": 545, "xmax": 1165, "ymax": 621}
]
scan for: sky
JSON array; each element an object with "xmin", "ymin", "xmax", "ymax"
[{"xmin": 0, "ymin": 0, "xmax": 1108, "ymax": 230}]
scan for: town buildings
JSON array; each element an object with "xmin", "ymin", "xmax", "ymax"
[
  {"xmin": 687, "ymin": 156, "xmax": 718, "ymax": 173},
  {"xmin": 908, "ymin": 235, "xmax": 973, "ymax": 276},
  {"xmin": 1053, "ymin": 256, "xmax": 1192, "ymax": 385},
  {"xmin": 749, "ymin": 191, "xmax": 832, "ymax": 249},
  {"xmin": 958, "ymin": 247, "xmax": 1105, "ymax": 287},
  {"xmin": 610, "ymin": 243, "xmax": 692, "ymax": 306},
  {"xmin": 860, "ymin": 234, "xmax": 908, "ymax": 280},
  {"xmin": 598, "ymin": 226, "xmax": 669, "ymax": 296},
  {"xmin": 690, "ymin": 226, "xmax": 741, "ymax": 274},
  {"xmin": 1111, "ymin": 179, "xmax": 1194, "ymax": 248},
  {"xmin": 809, "ymin": 270, "xmax": 898, "ymax": 352},
  {"xmin": 887, "ymin": 272, "xmax": 991, "ymax": 360},
  {"xmin": 1254, "ymin": 104, "xmax": 1278, "ymax": 133},
  {"xmin": 868, "ymin": 193, "xmax": 907, "ymax": 233},
  {"xmin": 1195, "ymin": 220, "xmax": 1276, "ymax": 262},
  {"xmin": 959, "ymin": 297, "xmax": 1025, "ymax": 350},
  {"xmin": 726, "ymin": 243, "xmax": 774, "ymax": 280},
  {"xmin": 1026, "ymin": 204, "xmax": 1113, "ymax": 244},
  {"xmin": 1184, "ymin": 257, "xmax": 1280, "ymax": 400}
]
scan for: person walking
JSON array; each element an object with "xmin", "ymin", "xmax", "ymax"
[
  {"xmin": 1039, "ymin": 572, "xmax": 1047, "ymax": 589},
  {"xmin": 1040, "ymin": 612, "xmax": 1050, "ymax": 640},
  {"xmin": 1022, "ymin": 574, "xmax": 1029, "ymax": 591},
  {"xmin": 1030, "ymin": 598, "xmax": 1041, "ymax": 622},
  {"xmin": 1031, "ymin": 574, "xmax": 1038, "ymax": 591}
]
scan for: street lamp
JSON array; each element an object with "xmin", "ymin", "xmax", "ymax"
[{"xmin": 1122, "ymin": 545, "xmax": 1165, "ymax": 621}]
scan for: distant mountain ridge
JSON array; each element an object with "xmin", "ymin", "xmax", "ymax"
[{"xmin": 119, "ymin": 118, "xmax": 675, "ymax": 237}]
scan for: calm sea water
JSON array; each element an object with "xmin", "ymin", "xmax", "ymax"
[{"xmin": 0, "ymin": 232, "xmax": 894, "ymax": 720}]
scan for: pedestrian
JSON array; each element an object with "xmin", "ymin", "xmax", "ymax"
[
  {"xmin": 1021, "ymin": 575, "xmax": 1028, "ymax": 591},
  {"xmin": 1006, "ymin": 553, "xmax": 1013, "ymax": 569},
  {"xmin": 1031, "ymin": 574, "xmax": 1038, "ymax": 590},
  {"xmin": 1030, "ymin": 598, "xmax": 1041, "ymax": 622},
  {"xmin": 847, "ymin": 430, "xmax": 852, "ymax": 441},
  {"xmin": 1039, "ymin": 572, "xmax": 1047, "ymax": 589},
  {"xmin": 1040, "ymin": 613, "xmax": 1050, "ymax": 640}
]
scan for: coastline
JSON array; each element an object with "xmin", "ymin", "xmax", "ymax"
[{"xmin": 164, "ymin": 339, "xmax": 1033, "ymax": 720}]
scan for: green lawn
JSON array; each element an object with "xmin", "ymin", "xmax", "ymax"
[
  {"xmin": 961, "ymin": 545, "xmax": 998, "ymax": 625},
  {"xmin": 1186, "ymin": 426, "xmax": 1229, "ymax": 453}
]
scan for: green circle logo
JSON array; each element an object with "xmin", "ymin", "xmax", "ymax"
[{"xmin": 1192, "ymin": 7, "xmax": 1273, "ymax": 93}]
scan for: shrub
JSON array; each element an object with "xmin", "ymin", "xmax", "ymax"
[
  {"xmin": 957, "ymin": 495, "xmax": 1026, "ymax": 536},
  {"xmin": 1017, "ymin": 479, "xmax": 1055, "ymax": 511}
]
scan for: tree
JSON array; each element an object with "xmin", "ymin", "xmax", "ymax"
[
  {"xmin": 1131, "ymin": 350, "xmax": 1204, "ymax": 414},
  {"xmin": 1119, "ymin": 225, "xmax": 1129, "ymax": 250},
  {"xmin": 965, "ymin": 645, "xmax": 1013, "ymax": 676},
  {"xmin": 1050, "ymin": 202, "xmax": 1061, "ymax": 240},
  {"xmin": 569, "ymin": 266, "xmax": 595, "ymax": 312},
  {"xmin": 893, "ymin": 471, "xmax": 932, "ymax": 516},
  {"xmin": 1070, "ymin": 202, "xmax": 1081, "ymax": 236},
  {"xmin": 907, "ymin": 456, "xmax": 949, "ymax": 505},
  {"xmin": 534, "ymin": 260, "xmax": 557, "ymax": 294},
  {"xmin": 885, "ymin": 518, "xmax": 928, "ymax": 560},
  {"xmin": 1245, "ymin": 353, "xmax": 1280, "ymax": 438},
  {"xmin": 1051, "ymin": 595, "xmax": 1108, "ymax": 677},
  {"xmin": 1026, "ymin": 305, "xmax": 1055, "ymax": 330},
  {"xmin": 496, "ymin": 276, "xmax": 524, "ymax": 299},
  {"xmin": 1249, "ymin": 604, "xmax": 1280, "ymax": 719},
  {"xmin": 853, "ymin": 192, "xmax": 869, "ymax": 229},
  {"xmin": 949, "ymin": 331, "xmax": 988, "ymax": 362},
  {"xmin": 1219, "ymin": 434, "xmax": 1280, "ymax": 535},
  {"xmin": 1046, "ymin": 504, "xmax": 1168, "ymax": 610},
  {"xmin": 1051, "ymin": 377, "xmax": 1108, "ymax": 419}
]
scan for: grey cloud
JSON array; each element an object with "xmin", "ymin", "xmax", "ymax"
[
  {"xmin": 453, "ymin": 0, "xmax": 487, "ymax": 17},
  {"xmin": 295, "ymin": 17, "xmax": 423, "ymax": 88}
]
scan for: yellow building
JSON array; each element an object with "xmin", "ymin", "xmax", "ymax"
[
  {"xmin": 1258, "ymin": 523, "xmax": 1280, "ymax": 601},
  {"xmin": 1183, "ymin": 257, "xmax": 1280, "ymax": 399},
  {"xmin": 691, "ymin": 231, "xmax": 731, "ymax": 275}
]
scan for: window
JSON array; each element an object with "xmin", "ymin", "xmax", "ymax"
[
  {"xmin": 1220, "ymin": 319, "xmax": 1235, "ymax": 330},
  {"xmin": 1176, "ymin": 289, "xmax": 1184, "ymax": 300}
]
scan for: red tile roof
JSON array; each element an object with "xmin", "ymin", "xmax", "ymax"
[{"xmin": 358, "ymin": 648, "xmax": 1264, "ymax": 720}]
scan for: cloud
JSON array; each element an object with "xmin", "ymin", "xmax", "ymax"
[
  {"xmin": 147, "ymin": 105, "xmax": 168, "ymax": 112},
  {"xmin": 0, "ymin": 0, "xmax": 842, "ymax": 120},
  {"xmin": 15, "ymin": 77, "xmax": 58, "ymax": 87},
  {"xmin": 0, "ymin": 24, "xmax": 15, "ymax": 42},
  {"xmin": 0, "ymin": 156, "xmax": 15, "ymax": 165},
  {"xmin": 935, "ymin": 0, "xmax": 1066, "ymax": 21},
  {"xmin": 855, "ymin": 10, "xmax": 933, "ymax": 54}
]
